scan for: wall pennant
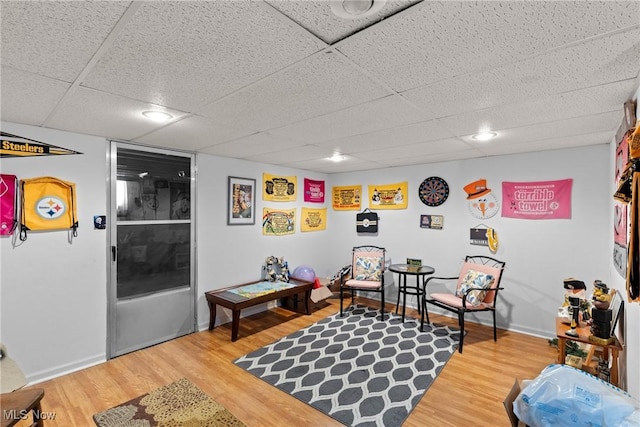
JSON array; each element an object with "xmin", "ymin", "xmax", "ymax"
[{"xmin": 1, "ymin": 131, "xmax": 82, "ymax": 158}]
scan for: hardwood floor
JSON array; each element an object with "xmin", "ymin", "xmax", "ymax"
[{"xmin": 12, "ymin": 297, "xmax": 557, "ymax": 426}]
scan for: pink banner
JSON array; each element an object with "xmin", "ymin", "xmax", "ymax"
[
  {"xmin": 502, "ymin": 179, "xmax": 572, "ymax": 219},
  {"xmin": 304, "ymin": 178, "xmax": 325, "ymax": 203}
]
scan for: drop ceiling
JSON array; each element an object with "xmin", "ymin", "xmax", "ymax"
[{"xmin": 1, "ymin": 1, "xmax": 639, "ymax": 174}]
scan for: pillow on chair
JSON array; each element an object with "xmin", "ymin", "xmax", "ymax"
[
  {"xmin": 456, "ymin": 269, "xmax": 495, "ymax": 306},
  {"xmin": 354, "ymin": 256, "xmax": 383, "ymax": 281}
]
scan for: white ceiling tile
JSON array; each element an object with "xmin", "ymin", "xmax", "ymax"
[
  {"xmin": 269, "ymin": 95, "xmax": 428, "ymax": 143},
  {"xmin": 462, "ymin": 111, "xmax": 623, "ymax": 148},
  {"xmin": 0, "ymin": 1, "xmax": 130, "ymax": 82},
  {"xmin": 264, "ymin": 0, "xmax": 421, "ymax": 44},
  {"xmin": 479, "ymin": 132, "xmax": 613, "ymax": 157},
  {"xmin": 45, "ymin": 87, "xmax": 188, "ymax": 141},
  {"xmin": 337, "ymin": 1, "xmax": 640, "ymax": 91},
  {"xmin": 199, "ymin": 132, "xmax": 303, "ymax": 158},
  {"xmin": 438, "ymin": 79, "xmax": 638, "ymax": 137},
  {"xmin": 0, "ymin": 67, "xmax": 70, "ymax": 126},
  {"xmin": 404, "ymin": 27, "xmax": 640, "ymax": 118},
  {"xmin": 381, "ymin": 149, "xmax": 486, "ymax": 168},
  {"xmin": 81, "ymin": 1, "xmax": 326, "ymax": 112},
  {"xmin": 312, "ymin": 119, "xmax": 456, "ymax": 154},
  {"xmin": 134, "ymin": 115, "xmax": 254, "ymax": 151},
  {"xmin": 244, "ymin": 144, "xmax": 335, "ymax": 164},
  {"xmin": 286, "ymin": 157, "xmax": 388, "ymax": 174},
  {"xmin": 353, "ymin": 138, "xmax": 471, "ymax": 162},
  {"xmin": 197, "ymin": 50, "xmax": 393, "ymax": 131}
]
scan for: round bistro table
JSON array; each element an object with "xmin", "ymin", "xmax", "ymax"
[{"xmin": 388, "ymin": 264, "xmax": 435, "ymax": 322}]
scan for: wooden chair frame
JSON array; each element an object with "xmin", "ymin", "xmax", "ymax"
[
  {"xmin": 421, "ymin": 255, "xmax": 506, "ymax": 353},
  {"xmin": 340, "ymin": 245, "xmax": 386, "ymax": 321}
]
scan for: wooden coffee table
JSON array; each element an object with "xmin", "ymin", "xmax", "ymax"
[{"xmin": 205, "ymin": 278, "xmax": 314, "ymax": 341}]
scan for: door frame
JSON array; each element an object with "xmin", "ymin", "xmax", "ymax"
[{"xmin": 106, "ymin": 140, "xmax": 197, "ymax": 359}]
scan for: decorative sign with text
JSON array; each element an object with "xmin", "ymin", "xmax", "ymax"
[
  {"xmin": 502, "ymin": 179, "xmax": 572, "ymax": 220},
  {"xmin": 263, "ymin": 173, "xmax": 297, "ymax": 202},
  {"xmin": 300, "ymin": 207, "xmax": 326, "ymax": 232},
  {"xmin": 332, "ymin": 185, "xmax": 362, "ymax": 211},
  {"xmin": 303, "ymin": 178, "xmax": 325, "ymax": 203}
]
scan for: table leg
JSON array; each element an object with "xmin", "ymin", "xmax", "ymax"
[
  {"xmin": 415, "ymin": 275, "xmax": 422, "ymax": 315},
  {"xmin": 402, "ymin": 274, "xmax": 407, "ymax": 322},
  {"xmin": 557, "ymin": 336, "xmax": 566, "ymax": 364},
  {"xmin": 610, "ymin": 348, "xmax": 619, "ymax": 387},
  {"xmin": 304, "ymin": 290, "xmax": 311, "ymax": 315},
  {"xmin": 231, "ymin": 309, "xmax": 241, "ymax": 341},
  {"xmin": 208, "ymin": 301, "xmax": 217, "ymax": 330},
  {"xmin": 395, "ymin": 273, "xmax": 401, "ymax": 314}
]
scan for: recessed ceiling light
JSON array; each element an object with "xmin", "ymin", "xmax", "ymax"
[
  {"xmin": 471, "ymin": 131, "xmax": 497, "ymax": 142},
  {"xmin": 142, "ymin": 111, "xmax": 172, "ymax": 123},
  {"xmin": 330, "ymin": 153, "xmax": 346, "ymax": 162},
  {"xmin": 330, "ymin": 0, "xmax": 386, "ymax": 20}
]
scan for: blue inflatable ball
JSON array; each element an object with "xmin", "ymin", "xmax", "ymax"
[{"xmin": 293, "ymin": 265, "xmax": 316, "ymax": 282}]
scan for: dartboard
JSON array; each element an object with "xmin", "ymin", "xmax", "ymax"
[{"xmin": 419, "ymin": 177, "xmax": 449, "ymax": 207}]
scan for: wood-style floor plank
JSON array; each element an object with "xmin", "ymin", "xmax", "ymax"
[{"xmin": 10, "ymin": 297, "xmax": 557, "ymax": 426}]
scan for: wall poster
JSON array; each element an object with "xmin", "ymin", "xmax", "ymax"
[
  {"xmin": 262, "ymin": 208, "xmax": 295, "ymax": 236},
  {"xmin": 263, "ymin": 173, "xmax": 297, "ymax": 202},
  {"xmin": 332, "ymin": 185, "xmax": 362, "ymax": 211},
  {"xmin": 368, "ymin": 181, "xmax": 408, "ymax": 209},
  {"xmin": 502, "ymin": 179, "xmax": 573, "ymax": 219},
  {"xmin": 300, "ymin": 207, "xmax": 326, "ymax": 232},
  {"xmin": 303, "ymin": 178, "xmax": 325, "ymax": 203}
]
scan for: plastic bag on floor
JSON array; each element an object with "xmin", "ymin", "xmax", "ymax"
[{"xmin": 514, "ymin": 364, "xmax": 640, "ymax": 427}]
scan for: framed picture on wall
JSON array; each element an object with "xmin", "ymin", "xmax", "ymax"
[{"xmin": 228, "ymin": 176, "xmax": 256, "ymax": 225}]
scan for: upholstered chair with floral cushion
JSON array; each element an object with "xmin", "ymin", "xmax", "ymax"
[
  {"xmin": 340, "ymin": 245, "xmax": 386, "ymax": 321},
  {"xmin": 421, "ymin": 255, "xmax": 506, "ymax": 353}
]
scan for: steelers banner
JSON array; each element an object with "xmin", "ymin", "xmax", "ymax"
[
  {"xmin": 1, "ymin": 132, "xmax": 82, "ymax": 158},
  {"xmin": 263, "ymin": 173, "xmax": 297, "ymax": 202},
  {"xmin": 368, "ymin": 181, "xmax": 408, "ymax": 209},
  {"xmin": 300, "ymin": 207, "xmax": 326, "ymax": 232},
  {"xmin": 332, "ymin": 185, "xmax": 362, "ymax": 211}
]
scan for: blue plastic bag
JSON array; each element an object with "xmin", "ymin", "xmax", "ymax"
[{"xmin": 514, "ymin": 364, "xmax": 640, "ymax": 427}]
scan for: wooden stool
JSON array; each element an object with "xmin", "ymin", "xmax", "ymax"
[{"xmin": 0, "ymin": 388, "xmax": 45, "ymax": 427}]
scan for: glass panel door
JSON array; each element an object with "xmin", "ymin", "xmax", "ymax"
[{"xmin": 108, "ymin": 143, "xmax": 195, "ymax": 358}]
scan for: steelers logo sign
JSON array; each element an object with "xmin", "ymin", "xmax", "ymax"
[
  {"xmin": 362, "ymin": 218, "xmax": 370, "ymax": 227},
  {"xmin": 36, "ymin": 197, "xmax": 66, "ymax": 220}
]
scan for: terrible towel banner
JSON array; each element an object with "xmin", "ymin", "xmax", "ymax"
[
  {"xmin": 263, "ymin": 173, "xmax": 297, "ymax": 202},
  {"xmin": 303, "ymin": 178, "xmax": 325, "ymax": 203},
  {"xmin": 502, "ymin": 179, "xmax": 573, "ymax": 219},
  {"xmin": 368, "ymin": 181, "xmax": 408, "ymax": 210},
  {"xmin": 300, "ymin": 207, "xmax": 326, "ymax": 232},
  {"xmin": 332, "ymin": 185, "xmax": 362, "ymax": 211}
]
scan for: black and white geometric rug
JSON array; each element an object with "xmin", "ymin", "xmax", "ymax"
[{"xmin": 234, "ymin": 305, "xmax": 460, "ymax": 427}]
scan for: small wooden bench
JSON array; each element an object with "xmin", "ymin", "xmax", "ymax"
[{"xmin": 205, "ymin": 278, "xmax": 313, "ymax": 341}]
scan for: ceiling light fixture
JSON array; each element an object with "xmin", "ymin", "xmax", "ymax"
[
  {"xmin": 471, "ymin": 131, "xmax": 498, "ymax": 142},
  {"xmin": 142, "ymin": 110, "xmax": 173, "ymax": 123},
  {"xmin": 330, "ymin": 153, "xmax": 346, "ymax": 162},
  {"xmin": 330, "ymin": 0, "xmax": 386, "ymax": 20}
]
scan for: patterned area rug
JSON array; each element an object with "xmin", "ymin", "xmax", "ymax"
[
  {"xmin": 93, "ymin": 377, "xmax": 246, "ymax": 427},
  {"xmin": 234, "ymin": 305, "xmax": 460, "ymax": 427}
]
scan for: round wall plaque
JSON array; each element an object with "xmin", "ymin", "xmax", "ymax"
[{"xmin": 418, "ymin": 177, "xmax": 449, "ymax": 207}]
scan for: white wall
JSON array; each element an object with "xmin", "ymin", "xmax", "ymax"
[
  {"xmin": 1, "ymin": 119, "xmax": 637, "ymax": 400},
  {"xmin": 195, "ymin": 155, "xmax": 334, "ymax": 328},
  {"xmin": 0, "ymin": 122, "xmax": 108, "ymax": 381},
  {"xmin": 328, "ymin": 145, "xmax": 611, "ymax": 339}
]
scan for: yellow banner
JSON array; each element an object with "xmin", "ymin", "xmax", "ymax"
[
  {"xmin": 262, "ymin": 208, "xmax": 296, "ymax": 236},
  {"xmin": 263, "ymin": 173, "xmax": 297, "ymax": 202},
  {"xmin": 369, "ymin": 181, "xmax": 408, "ymax": 209},
  {"xmin": 301, "ymin": 207, "xmax": 326, "ymax": 232},
  {"xmin": 332, "ymin": 185, "xmax": 362, "ymax": 211}
]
